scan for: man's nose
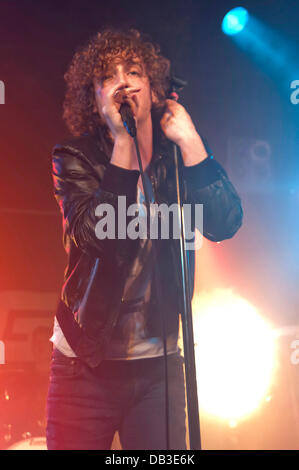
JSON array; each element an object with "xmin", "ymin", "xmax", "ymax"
[{"xmin": 115, "ymin": 70, "xmax": 129, "ymax": 88}]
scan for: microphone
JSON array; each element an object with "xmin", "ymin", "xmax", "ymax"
[{"xmin": 119, "ymin": 102, "xmax": 136, "ymax": 138}]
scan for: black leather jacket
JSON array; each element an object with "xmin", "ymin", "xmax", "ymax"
[{"xmin": 52, "ymin": 134, "xmax": 243, "ymax": 367}]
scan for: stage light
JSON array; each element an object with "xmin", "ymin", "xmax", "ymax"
[
  {"xmin": 191, "ymin": 289, "xmax": 276, "ymax": 423},
  {"xmin": 221, "ymin": 8, "xmax": 297, "ymax": 97},
  {"xmin": 222, "ymin": 7, "xmax": 249, "ymax": 36}
]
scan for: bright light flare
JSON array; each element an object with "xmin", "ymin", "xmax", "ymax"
[
  {"xmin": 222, "ymin": 7, "xmax": 249, "ymax": 36},
  {"xmin": 192, "ymin": 289, "xmax": 276, "ymax": 423}
]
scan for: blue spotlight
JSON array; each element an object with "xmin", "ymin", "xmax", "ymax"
[{"xmin": 222, "ymin": 7, "xmax": 249, "ymax": 36}]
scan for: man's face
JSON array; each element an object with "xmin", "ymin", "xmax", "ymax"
[{"xmin": 93, "ymin": 56, "xmax": 155, "ymax": 127}]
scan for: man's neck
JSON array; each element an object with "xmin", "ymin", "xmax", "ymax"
[{"xmin": 130, "ymin": 116, "xmax": 153, "ymax": 172}]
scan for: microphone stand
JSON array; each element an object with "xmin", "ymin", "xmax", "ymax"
[
  {"xmin": 170, "ymin": 76, "xmax": 201, "ymax": 450},
  {"xmin": 120, "ymin": 77, "xmax": 201, "ymax": 449},
  {"xmin": 168, "ymin": 77, "xmax": 201, "ymax": 450}
]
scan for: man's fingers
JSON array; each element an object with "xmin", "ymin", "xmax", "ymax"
[{"xmin": 161, "ymin": 106, "xmax": 173, "ymax": 126}]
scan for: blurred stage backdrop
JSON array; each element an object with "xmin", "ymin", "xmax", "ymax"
[{"xmin": 0, "ymin": 0, "xmax": 299, "ymax": 450}]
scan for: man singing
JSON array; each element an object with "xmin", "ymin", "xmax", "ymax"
[{"xmin": 46, "ymin": 28, "xmax": 243, "ymax": 450}]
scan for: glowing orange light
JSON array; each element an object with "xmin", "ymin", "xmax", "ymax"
[{"xmin": 191, "ymin": 288, "xmax": 276, "ymax": 424}]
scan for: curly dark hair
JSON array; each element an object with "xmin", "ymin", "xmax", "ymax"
[{"xmin": 63, "ymin": 28, "xmax": 171, "ymax": 149}]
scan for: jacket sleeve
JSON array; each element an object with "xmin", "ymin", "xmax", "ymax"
[
  {"xmin": 183, "ymin": 154, "xmax": 243, "ymax": 242},
  {"xmin": 52, "ymin": 142, "xmax": 140, "ymax": 257}
]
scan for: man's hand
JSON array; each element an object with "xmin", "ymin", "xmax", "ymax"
[
  {"xmin": 93, "ymin": 79, "xmax": 142, "ymax": 170},
  {"xmin": 93, "ymin": 79, "xmax": 140, "ymax": 140},
  {"xmin": 160, "ymin": 99, "xmax": 208, "ymax": 166}
]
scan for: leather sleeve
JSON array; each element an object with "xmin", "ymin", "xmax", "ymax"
[
  {"xmin": 183, "ymin": 156, "xmax": 243, "ymax": 242},
  {"xmin": 52, "ymin": 142, "xmax": 140, "ymax": 257}
]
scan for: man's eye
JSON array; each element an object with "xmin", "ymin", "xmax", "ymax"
[
  {"xmin": 102, "ymin": 75, "xmax": 112, "ymax": 82},
  {"xmin": 129, "ymin": 70, "xmax": 139, "ymax": 76}
]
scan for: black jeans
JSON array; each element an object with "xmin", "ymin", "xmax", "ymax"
[{"xmin": 46, "ymin": 347, "xmax": 187, "ymax": 450}]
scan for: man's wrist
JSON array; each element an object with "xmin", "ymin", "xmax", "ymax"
[
  {"xmin": 179, "ymin": 132, "xmax": 208, "ymax": 166},
  {"xmin": 111, "ymin": 134, "xmax": 135, "ymax": 170}
]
